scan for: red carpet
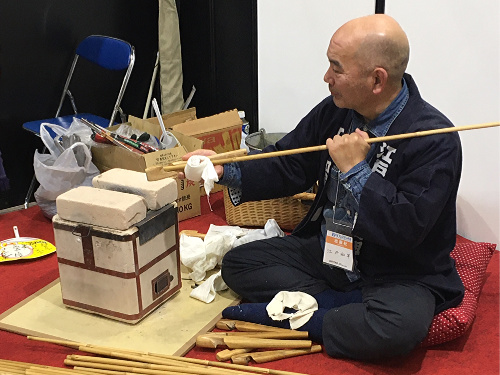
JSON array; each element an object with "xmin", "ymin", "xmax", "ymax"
[{"xmin": 0, "ymin": 192, "xmax": 498, "ymax": 375}]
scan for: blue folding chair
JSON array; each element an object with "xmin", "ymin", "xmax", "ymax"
[{"xmin": 23, "ymin": 35, "xmax": 135, "ymax": 208}]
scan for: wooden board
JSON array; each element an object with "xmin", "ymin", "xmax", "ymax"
[{"xmin": 0, "ymin": 277, "xmax": 239, "ymax": 356}]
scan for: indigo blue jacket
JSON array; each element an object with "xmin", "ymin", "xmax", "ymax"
[{"xmin": 237, "ymin": 74, "xmax": 464, "ymax": 313}]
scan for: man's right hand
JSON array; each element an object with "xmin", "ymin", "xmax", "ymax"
[{"xmin": 177, "ymin": 149, "xmax": 224, "ymax": 180}]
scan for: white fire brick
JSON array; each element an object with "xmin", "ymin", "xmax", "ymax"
[
  {"xmin": 56, "ymin": 186, "xmax": 147, "ymax": 230},
  {"xmin": 92, "ymin": 168, "xmax": 177, "ymax": 210}
]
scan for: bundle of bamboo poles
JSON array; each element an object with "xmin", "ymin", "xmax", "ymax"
[
  {"xmin": 0, "ymin": 328, "xmax": 321, "ymax": 375},
  {"xmin": 194, "ymin": 320, "xmax": 322, "ymax": 365}
]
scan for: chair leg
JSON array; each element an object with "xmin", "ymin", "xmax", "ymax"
[
  {"xmin": 24, "ymin": 145, "xmax": 46, "ymax": 209},
  {"xmin": 24, "ymin": 173, "xmax": 38, "ymax": 209}
]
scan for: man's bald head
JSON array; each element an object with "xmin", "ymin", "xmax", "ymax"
[{"xmin": 333, "ymin": 14, "xmax": 410, "ymax": 85}]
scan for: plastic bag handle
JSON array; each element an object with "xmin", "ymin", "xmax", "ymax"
[
  {"xmin": 39, "ymin": 122, "xmax": 71, "ymax": 157},
  {"xmin": 66, "ymin": 141, "xmax": 93, "ymax": 171}
]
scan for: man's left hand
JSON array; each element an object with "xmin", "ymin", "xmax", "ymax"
[{"xmin": 327, "ymin": 128, "xmax": 370, "ymax": 173}]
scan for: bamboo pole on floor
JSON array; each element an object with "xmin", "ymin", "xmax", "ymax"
[
  {"xmin": 27, "ymin": 336, "xmax": 317, "ymax": 375},
  {"xmin": 66, "ymin": 356, "xmax": 249, "ymax": 375}
]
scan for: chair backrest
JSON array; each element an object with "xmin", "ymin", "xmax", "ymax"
[
  {"xmin": 76, "ymin": 35, "xmax": 133, "ymax": 71},
  {"xmin": 56, "ymin": 35, "xmax": 135, "ymax": 126}
]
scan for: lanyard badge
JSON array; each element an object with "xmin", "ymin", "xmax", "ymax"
[
  {"xmin": 324, "ymin": 221, "xmax": 354, "ymax": 271},
  {"xmin": 323, "ymin": 172, "xmax": 355, "ymax": 271}
]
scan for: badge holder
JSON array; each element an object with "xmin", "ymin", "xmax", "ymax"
[{"xmin": 323, "ymin": 174, "xmax": 355, "ymax": 271}]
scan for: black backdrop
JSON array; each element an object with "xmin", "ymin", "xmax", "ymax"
[
  {"xmin": 0, "ymin": 0, "xmax": 258, "ymax": 210},
  {"xmin": 0, "ymin": 0, "xmax": 380, "ymax": 210}
]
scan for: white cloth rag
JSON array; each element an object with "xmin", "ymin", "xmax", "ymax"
[
  {"xmin": 180, "ymin": 220, "xmax": 285, "ymax": 303},
  {"xmin": 180, "ymin": 225, "xmax": 242, "ymax": 282},
  {"xmin": 184, "ymin": 155, "xmax": 219, "ymax": 196},
  {"xmin": 189, "ymin": 270, "xmax": 228, "ymax": 303},
  {"xmin": 266, "ymin": 291, "xmax": 318, "ymax": 330}
]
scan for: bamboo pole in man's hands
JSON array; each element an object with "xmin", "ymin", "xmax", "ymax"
[
  {"xmin": 145, "ymin": 149, "xmax": 248, "ymax": 181},
  {"xmin": 148, "ymin": 121, "xmax": 499, "ymax": 179}
]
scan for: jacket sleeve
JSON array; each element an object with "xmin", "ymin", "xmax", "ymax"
[{"xmin": 238, "ymin": 97, "xmax": 342, "ymax": 203}]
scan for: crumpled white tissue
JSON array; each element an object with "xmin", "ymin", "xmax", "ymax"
[
  {"xmin": 184, "ymin": 155, "xmax": 219, "ymax": 196},
  {"xmin": 232, "ymin": 219, "xmax": 284, "ymax": 248},
  {"xmin": 190, "ymin": 270, "xmax": 228, "ymax": 303},
  {"xmin": 266, "ymin": 291, "xmax": 318, "ymax": 330},
  {"xmin": 180, "ymin": 220, "xmax": 285, "ymax": 303},
  {"xmin": 180, "ymin": 226, "xmax": 241, "ymax": 282},
  {"xmin": 179, "ymin": 234, "xmax": 206, "ymax": 282}
]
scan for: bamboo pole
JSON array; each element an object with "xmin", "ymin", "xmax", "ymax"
[
  {"xmin": 151, "ymin": 121, "xmax": 500, "ymax": 174},
  {"xmin": 72, "ymin": 368, "xmax": 126, "ymax": 375},
  {"xmin": 72, "ymin": 346, "xmax": 309, "ymax": 375},
  {"xmin": 230, "ymin": 346, "xmax": 322, "ymax": 365},
  {"xmin": 200, "ymin": 331, "xmax": 308, "ymax": 338},
  {"xmin": 179, "ymin": 230, "xmax": 206, "ymax": 240},
  {"xmin": 215, "ymin": 320, "xmax": 300, "ymax": 334},
  {"xmin": 64, "ymin": 358, "xmax": 252, "ymax": 375},
  {"xmin": 68, "ymin": 347, "xmax": 202, "ymax": 370},
  {"xmin": 73, "ymin": 367, "xmax": 128, "ymax": 375},
  {"xmin": 26, "ymin": 337, "xmax": 144, "ymax": 356},
  {"xmin": 196, "ymin": 331, "xmax": 309, "ymax": 348},
  {"xmin": 0, "ymin": 368, "xmax": 24, "ymax": 375},
  {"xmin": 67, "ymin": 356, "xmax": 201, "ymax": 371},
  {"xmin": 216, "ymin": 349, "xmax": 253, "ymax": 362},
  {"xmin": 0, "ymin": 359, "xmax": 103, "ymax": 375},
  {"xmin": 27, "ymin": 336, "xmax": 316, "ymax": 375},
  {"xmin": 223, "ymin": 337, "xmax": 312, "ymax": 350},
  {"xmin": 25, "ymin": 368, "xmax": 99, "ymax": 375},
  {"xmin": 63, "ymin": 361, "xmax": 194, "ymax": 375},
  {"xmin": 146, "ymin": 149, "xmax": 248, "ymax": 181}
]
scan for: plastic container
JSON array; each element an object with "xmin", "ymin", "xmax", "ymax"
[{"xmin": 244, "ymin": 129, "xmax": 287, "ymax": 151}]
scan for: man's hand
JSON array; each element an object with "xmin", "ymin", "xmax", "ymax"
[
  {"xmin": 177, "ymin": 149, "xmax": 224, "ymax": 180},
  {"xmin": 326, "ymin": 128, "xmax": 370, "ymax": 173}
]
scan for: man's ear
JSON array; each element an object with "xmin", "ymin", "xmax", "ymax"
[{"xmin": 372, "ymin": 67, "xmax": 388, "ymax": 94}]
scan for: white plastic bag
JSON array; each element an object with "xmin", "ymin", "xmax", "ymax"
[{"xmin": 34, "ymin": 121, "xmax": 100, "ymax": 218}]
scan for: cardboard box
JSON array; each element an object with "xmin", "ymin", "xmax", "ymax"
[
  {"xmin": 53, "ymin": 203, "xmax": 181, "ymax": 324},
  {"xmin": 166, "ymin": 109, "xmax": 242, "ymax": 153},
  {"xmin": 91, "ymin": 113, "xmax": 203, "ymax": 221},
  {"xmin": 130, "ymin": 108, "xmax": 197, "ymax": 140}
]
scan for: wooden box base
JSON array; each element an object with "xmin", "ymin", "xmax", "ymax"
[{"xmin": 53, "ymin": 204, "xmax": 181, "ymax": 324}]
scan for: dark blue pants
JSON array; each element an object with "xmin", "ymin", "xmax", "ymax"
[{"xmin": 221, "ymin": 234, "xmax": 436, "ymax": 360}]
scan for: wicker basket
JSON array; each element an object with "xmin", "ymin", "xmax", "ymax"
[{"xmin": 223, "ymin": 187, "xmax": 315, "ymax": 231}]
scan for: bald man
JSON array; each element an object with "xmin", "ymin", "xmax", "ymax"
[{"xmin": 184, "ymin": 14, "xmax": 464, "ymax": 360}]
